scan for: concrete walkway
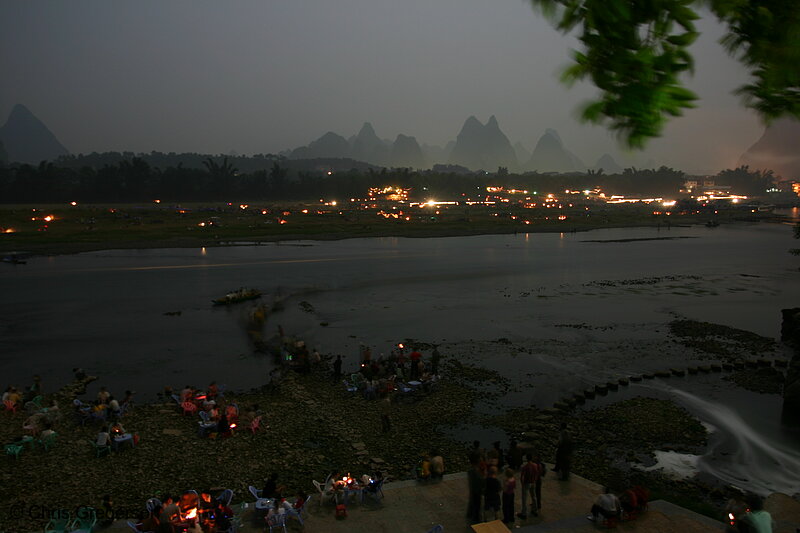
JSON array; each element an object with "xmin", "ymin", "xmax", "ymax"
[
  {"xmin": 108, "ymin": 469, "xmax": 800, "ymax": 532},
  {"xmin": 235, "ymin": 470, "xmax": 724, "ymax": 533}
]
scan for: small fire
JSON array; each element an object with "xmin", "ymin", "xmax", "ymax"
[
  {"xmin": 185, "ymin": 508, "xmax": 197, "ymax": 520},
  {"xmin": 230, "ymin": 423, "xmax": 236, "ymax": 429}
]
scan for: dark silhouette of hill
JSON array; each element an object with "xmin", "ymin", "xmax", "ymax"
[
  {"xmin": 0, "ymin": 104, "xmax": 69, "ymax": 164},
  {"xmin": 290, "ymin": 131, "xmax": 350, "ymax": 159},
  {"xmin": 739, "ymin": 118, "xmax": 800, "ymax": 179},
  {"xmin": 351, "ymin": 122, "xmax": 390, "ymax": 166},
  {"xmin": 513, "ymin": 142, "xmax": 531, "ymax": 166},
  {"xmin": 449, "ymin": 115, "xmax": 517, "ymax": 171},
  {"xmin": 593, "ymin": 153, "xmax": 622, "ymax": 174},
  {"xmin": 526, "ymin": 129, "xmax": 584, "ymax": 172},
  {"xmin": 390, "ymin": 134, "xmax": 426, "ymax": 168},
  {"xmin": 0, "ymin": 139, "xmax": 7, "ymax": 164}
]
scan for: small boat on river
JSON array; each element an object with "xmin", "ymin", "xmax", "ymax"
[{"xmin": 212, "ymin": 288, "xmax": 261, "ymax": 306}]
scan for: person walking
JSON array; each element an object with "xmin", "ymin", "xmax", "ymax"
[{"xmin": 518, "ymin": 453, "xmax": 540, "ymax": 519}]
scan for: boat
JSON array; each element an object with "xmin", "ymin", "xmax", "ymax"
[
  {"xmin": 2, "ymin": 252, "xmax": 29, "ymax": 265},
  {"xmin": 212, "ymin": 288, "xmax": 261, "ymax": 306}
]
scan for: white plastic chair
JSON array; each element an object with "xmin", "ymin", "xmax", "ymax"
[
  {"xmin": 248, "ymin": 485, "xmax": 262, "ymax": 500},
  {"xmin": 312, "ymin": 480, "xmax": 335, "ymax": 507}
]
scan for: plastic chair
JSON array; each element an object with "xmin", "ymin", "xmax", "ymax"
[
  {"xmin": 249, "ymin": 415, "xmax": 262, "ymax": 434},
  {"xmin": 217, "ymin": 489, "xmax": 234, "ymax": 507},
  {"xmin": 90, "ymin": 440, "xmax": 111, "ymax": 458},
  {"xmin": 181, "ymin": 402, "xmax": 197, "ymax": 416},
  {"xmin": 145, "ymin": 498, "xmax": 162, "ymax": 514},
  {"xmin": 70, "ymin": 507, "xmax": 97, "ymax": 533},
  {"xmin": 364, "ymin": 478, "xmax": 385, "ymax": 502},
  {"xmin": 25, "ymin": 395, "xmax": 43, "ymax": 412},
  {"xmin": 248, "ymin": 486, "xmax": 262, "ymax": 500},
  {"xmin": 426, "ymin": 526, "xmax": 444, "ymax": 533},
  {"xmin": 4, "ymin": 399, "xmax": 18, "ymax": 413},
  {"xmin": 265, "ymin": 512, "xmax": 287, "ymax": 533},
  {"xmin": 286, "ymin": 495, "xmax": 312, "ymax": 526},
  {"xmin": 343, "ymin": 380, "xmax": 358, "ymax": 393},
  {"xmin": 5, "ymin": 443, "xmax": 23, "ymax": 459},
  {"xmin": 312, "ymin": 480, "xmax": 335, "ymax": 508},
  {"xmin": 40, "ymin": 432, "xmax": 57, "ymax": 451},
  {"xmin": 45, "ymin": 514, "xmax": 71, "ymax": 533}
]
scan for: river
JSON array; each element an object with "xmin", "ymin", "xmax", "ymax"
[{"xmin": 2, "ymin": 221, "xmax": 799, "ymax": 494}]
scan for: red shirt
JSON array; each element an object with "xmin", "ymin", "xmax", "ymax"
[{"xmin": 520, "ymin": 462, "xmax": 540, "ymax": 484}]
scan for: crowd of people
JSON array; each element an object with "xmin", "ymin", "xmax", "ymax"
[{"xmin": 466, "ymin": 439, "xmax": 547, "ymax": 526}]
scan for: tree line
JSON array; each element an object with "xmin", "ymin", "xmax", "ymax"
[{"xmin": 0, "ymin": 152, "xmax": 775, "ymax": 203}]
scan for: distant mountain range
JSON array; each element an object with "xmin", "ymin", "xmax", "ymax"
[
  {"xmin": 739, "ymin": 118, "xmax": 800, "ymax": 179},
  {"xmin": 285, "ymin": 117, "xmax": 622, "ymax": 173},
  {"xmin": 0, "ymin": 103, "xmax": 632, "ymax": 175},
  {"xmin": 0, "ymin": 104, "xmax": 69, "ymax": 164}
]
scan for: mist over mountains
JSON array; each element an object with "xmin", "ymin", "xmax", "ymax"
[
  {"xmin": 4, "ymin": 103, "xmax": 798, "ymax": 181},
  {"xmin": 284, "ymin": 116, "xmax": 614, "ymax": 173}
]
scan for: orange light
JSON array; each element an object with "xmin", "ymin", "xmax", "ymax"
[
  {"xmin": 70, "ymin": 201, "xmax": 77, "ymax": 206},
  {"xmin": 154, "ymin": 199, "xmax": 161, "ymax": 204},
  {"xmin": 185, "ymin": 508, "xmax": 197, "ymax": 520},
  {"xmin": 44, "ymin": 216, "xmax": 54, "ymax": 222},
  {"xmin": 3, "ymin": 228, "xmax": 15, "ymax": 233}
]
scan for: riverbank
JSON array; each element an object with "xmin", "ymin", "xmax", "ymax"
[
  {"xmin": 0, "ymin": 201, "xmax": 783, "ymax": 256},
  {"xmin": 1, "ymin": 345, "xmax": 787, "ymax": 532}
]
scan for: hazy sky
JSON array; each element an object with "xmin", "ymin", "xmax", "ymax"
[{"xmin": 0, "ymin": 0, "xmax": 765, "ymax": 173}]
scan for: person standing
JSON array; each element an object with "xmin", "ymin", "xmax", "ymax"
[
  {"xmin": 484, "ymin": 467, "xmax": 502, "ymax": 522},
  {"xmin": 535, "ymin": 454, "xmax": 545, "ymax": 513},
  {"xmin": 466, "ymin": 458, "xmax": 484, "ymax": 524},
  {"xmin": 518, "ymin": 453, "xmax": 540, "ymax": 519},
  {"xmin": 333, "ymin": 355, "xmax": 342, "ymax": 381},
  {"xmin": 554, "ymin": 422, "xmax": 572, "ymax": 480},
  {"xmin": 501, "ymin": 468, "xmax": 517, "ymax": 526},
  {"xmin": 379, "ymin": 392, "xmax": 391, "ymax": 433},
  {"xmin": 431, "ymin": 347, "xmax": 441, "ymax": 376}
]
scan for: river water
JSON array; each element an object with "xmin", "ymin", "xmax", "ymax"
[{"xmin": 2, "ymin": 222, "xmax": 799, "ymax": 494}]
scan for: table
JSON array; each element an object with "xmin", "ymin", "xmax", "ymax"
[
  {"xmin": 113, "ymin": 433, "xmax": 134, "ymax": 451},
  {"xmin": 254, "ymin": 498, "xmax": 275, "ymax": 511},
  {"xmin": 471, "ymin": 520, "xmax": 511, "ymax": 533},
  {"xmin": 333, "ymin": 482, "xmax": 364, "ymax": 505}
]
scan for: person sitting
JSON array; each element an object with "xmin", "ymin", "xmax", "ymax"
[
  {"xmin": 7, "ymin": 387, "xmax": 21, "ymax": 406},
  {"xmin": 121, "ymin": 390, "xmax": 135, "ymax": 411},
  {"xmin": 23, "ymin": 413, "xmax": 43, "ymax": 435},
  {"xmin": 216, "ymin": 411, "xmax": 232, "ymax": 438},
  {"xmin": 40, "ymin": 422, "xmax": 56, "ymax": 440},
  {"xmin": 140, "ymin": 507, "xmax": 162, "ymax": 533},
  {"xmin": 430, "ymin": 451, "xmax": 445, "ymax": 481},
  {"xmin": 96, "ymin": 428, "xmax": 111, "ymax": 447},
  {"xmin": 262, "ymin": 473, "xmax": 285, "ymax": 500},
  {"xmin": 740, "ymin": 493, "xmax": 774, "ymax": 533},
  {"xmin": 180, "ymin": 385, "xmax": 193, "ymax": 403},
  {"xmin": 418, "ymin": 454, "xmax": 431, "ymax": 481},
  {"xmin": 587, "ymin": 486, "xmax": 621, "ymax": 522},
  {"xmin": 212, "ymin": 500, "xmax": 232, "ymax": 532},
  {"xmin": 108, "ymin": 396, "xmax": 121, "ymax": 419},
  {"xmin": 160, "ymin": 496, "xmax": 180, "ymax": 524},
  {"xmin": 97, "ymin": 386, "xmax": 111, "ymax": 404},
  {"xmin": 619, "ymin": 488, "xmax": 638, "ymax": 518},
  {"xmin": 91, "ymin": 400, "xmax": 108, "ymax": 421},
  {"xmin": 207, "ymin": 382, "xmax": 218, "ymax": 400}
]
